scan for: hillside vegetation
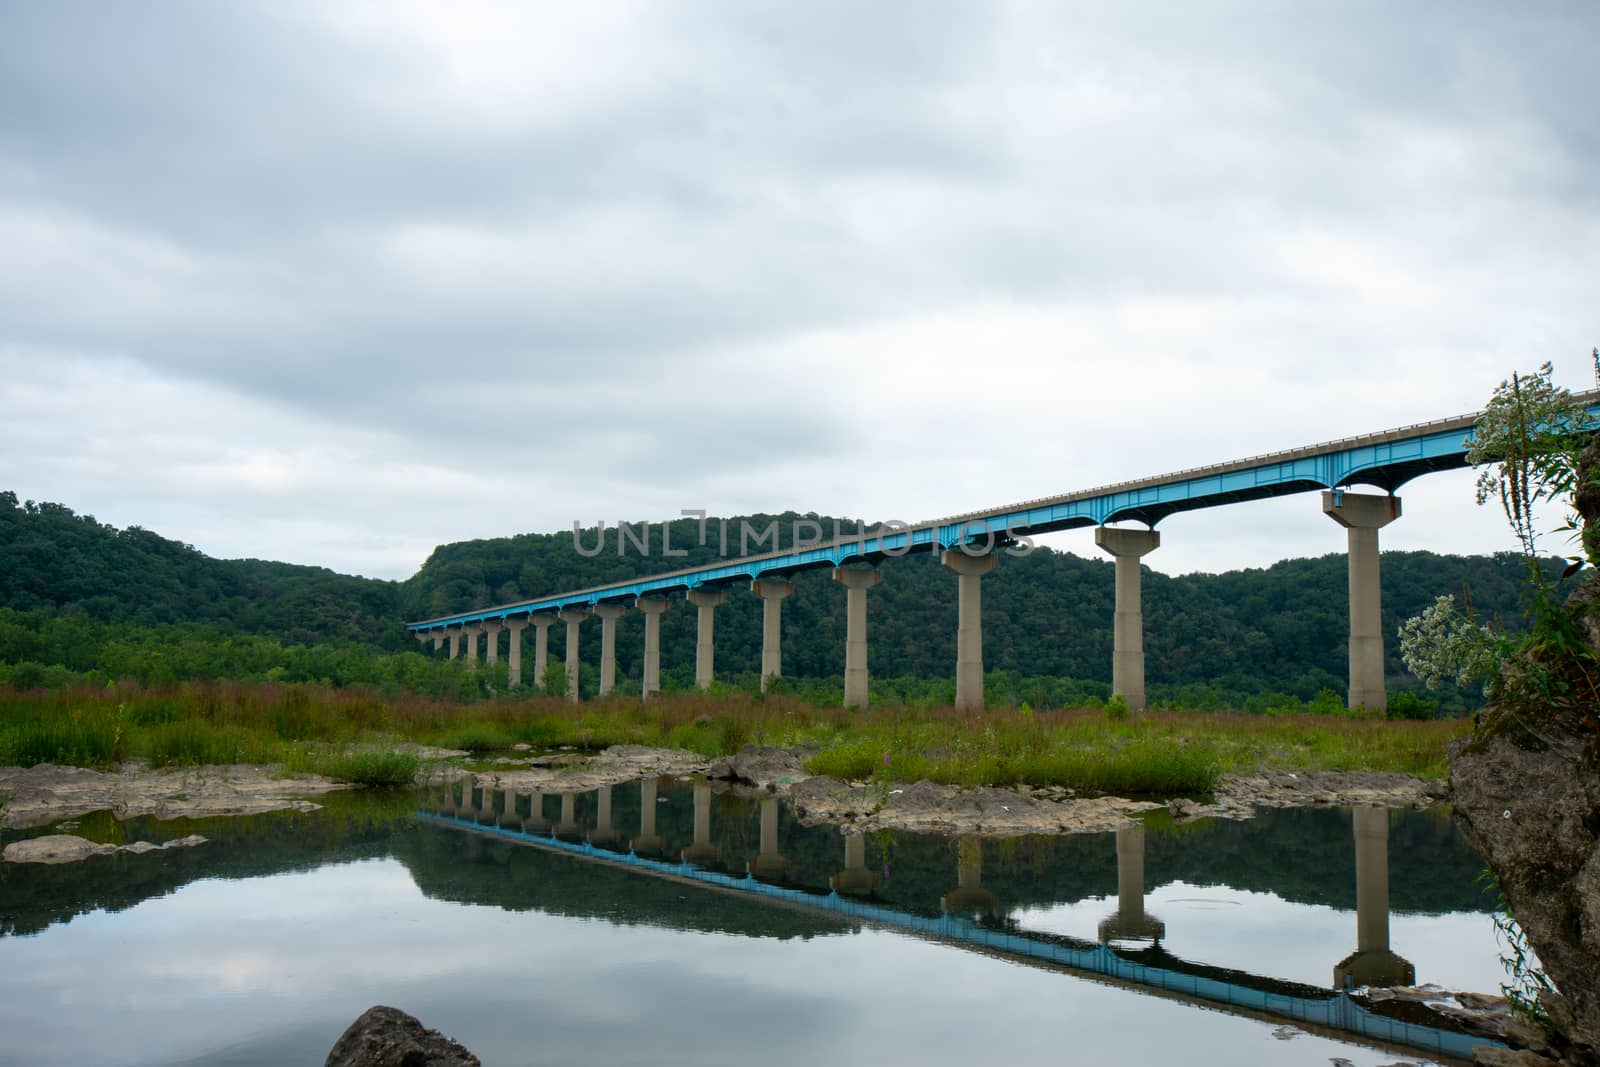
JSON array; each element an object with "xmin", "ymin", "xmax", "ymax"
[{"xmin": 1, "ymin": 492, "xmax": 1549, "ymax": 712}]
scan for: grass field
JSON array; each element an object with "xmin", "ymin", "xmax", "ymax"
[{"xmin": 0, "ymin": 680, "xmax": 1469, "ymax": 794}]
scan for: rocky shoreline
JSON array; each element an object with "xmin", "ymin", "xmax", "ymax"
[{"xmin": 2, "ymin": 743, "xmax": 1451, "ymax": 847}]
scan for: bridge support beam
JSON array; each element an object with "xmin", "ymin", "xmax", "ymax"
[
  {"xmin": 559, "ymin": 608, "xmax": 588, "ymax": 703},
  {"xmin": 431, "ymin": 632, "xmax": 444, "ymax": 653},
  {"xmin": 482, "ymin": 619, "xmax": 501, "ymax": 667},
  {"xmin": 638, "ymin": 597, "xmax": 668, "ymax": 700},
  {"xmin": 834, "ymin": 566, "xmax": 882, "ymax": 709},
  {"xmin": 942, "ymin": 550, "xmax": 996, "ymax": 711},
  {"xmin": 686, "ymin": 589, "xmax": 724, "ymax": 689},
  {"xmin": 1095, "ymin": 527, "xmax": 1160, "ymax": 712},
  {"xmin": 460, "ymin": 624, "xmax": 482, "ymax": 668},
  {"xmin": 504, "ymin": 618, "xmax": 528, "ymax": 686},
  {"xmin": 532, "ymin": 615, "xmax": 554, "ymax": 692},
  {"xmin": 1322, "ymin": 491, "xmax": 1401, "ymax": 712},
  {"xmin": 447, "ymin": 628, "xmax": 461, "ymax": 660},
  {"xmin": 750, "ymin": 580, "xmax": 794, "ymax": 692},
  {"xmin": 593, "ymin": 603, "xmax": 627, "ymax": 697}
]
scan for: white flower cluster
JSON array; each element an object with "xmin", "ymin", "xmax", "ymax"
[{"xmin": 1397, "ymin": 595, "xmax": 1499, "ymax": 692}]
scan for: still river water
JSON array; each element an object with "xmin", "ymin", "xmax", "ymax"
[{"xmin": 0, "ymin": 778, "xmax": 1505, "ymax": 1066}]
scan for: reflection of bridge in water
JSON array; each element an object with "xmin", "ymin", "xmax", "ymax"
[{"xmin": 426, "ymin": 779, "xmax": 1485, "ymax": 1063}]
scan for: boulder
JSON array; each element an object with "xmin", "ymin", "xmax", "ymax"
[
  {"xmin": 1451, "ymin": 732, "xmax": 1600, "ymax": 1061},
  {"xmin": 325, "ymin": 1006, "xmax": 479, "ymax": 1067}
]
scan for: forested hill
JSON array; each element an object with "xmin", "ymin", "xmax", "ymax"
[{"xmin": 0, "ymin": 493, "xmax": 1541, "ymax": 706}]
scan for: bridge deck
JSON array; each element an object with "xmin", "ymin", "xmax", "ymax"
[{"xmin": 409, "ymin": 391, "xmax": 1600, "ymax": 630}]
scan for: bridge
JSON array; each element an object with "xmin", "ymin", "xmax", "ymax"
[
  {"xmin": 408, "ymin": 391, "xmax": 1600, "ymax": 712},
  {"xmin": 422, "ymin": 778, "xmax": 1493, "ymax": 1064}
]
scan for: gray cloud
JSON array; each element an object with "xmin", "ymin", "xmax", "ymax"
[{"xmin": 1, "ymin": 1, "xmax": 1595, "ymax": 577}]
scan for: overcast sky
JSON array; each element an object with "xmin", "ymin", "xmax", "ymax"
[{"xmin": 2, "ymin": 2, "xmax": 1596, "ymax": 581}]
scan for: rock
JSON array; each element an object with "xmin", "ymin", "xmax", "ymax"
[
  {"xmin": 1452, "ymin": 731, "xmax": 1600, "ymax": 1060},
  {"xmin": 512, "ymin": 743, "xmax": 533, "ymax": 751},
  {"xmin": 1472, "ymin": 1047, "xmax": 1562, "ymax": 1067},
  {"xmin": 1217, "ymin": 770, "xmax": 1445, "ymax": 810},
  {"xmin": 788, "ymin": 776, "xmax": 1159, "ymax": 836},
  {"xmin": 0, "ymin": 762, "xmax": 343, "ymax": 830},
  {"xmin": 1, "ymin": 832, "xmax": 207, "ymax": 865},
  {"xmin": 704, "ymin": 745, "xmax": 812, "ymax": 790},
  {"xmin": 324, "ymin": 1005, "xmax": 479, "ymax": 1067},
  {"xmin": 3, "ymin": 834, "xmax": 117, "ymax": 864}
]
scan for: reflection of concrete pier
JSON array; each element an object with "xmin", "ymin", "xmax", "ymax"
[
  {"xmin": 522, "ymin": 790, "xmax": 549, "ymax": 833},
  {"xmin": 497, "ymin": 788, "xmax": 522, "ymax": 830},
  {"xmin": 829, "ymin": 833, "xmax": 879, "ymax": 895},
  {"xmin": 940, "ymin": 837, "xmax": 997, "ymax": 915},
  {"xmin": 1099, "ymin": 823, "xmax": 1164, "ymax": 943},
  {"xmin": 589, "ymin": 786, "xmax": 619, "ymax": 845},
  {"xmin": 630, "ymin": 779, "xmax": 665, "ymax": 855},
  {"xmin": 555, "ymin": 792, "xmax": 582, "ymax": 840},
  {"xmin": 475, "ymin": 782, "xmax": 498, "ymax": 826},
  {"xmin": 681, "ymin": 781, "xmax": 719, "ymax": 866},
  {"xmin": 1334, "ymin": 807, "xmax": 1415, "ymax": 989},
  {"xmin": 746, "ymin": 796, "xmax": 791, "ymax": 880}
]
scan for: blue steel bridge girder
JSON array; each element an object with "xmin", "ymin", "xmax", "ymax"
[{"xmin": 406, "ymin": 394, "xmax": 1600, "ymax": 634}]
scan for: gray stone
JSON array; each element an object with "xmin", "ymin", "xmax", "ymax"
[{"xmin": 324, "ymin": 1005, "xmax": 479, "ymax": 1067}]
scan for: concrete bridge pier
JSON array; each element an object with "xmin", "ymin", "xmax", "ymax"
[
  {"xmin": 593, "ymin": 603, "xmax": 627, "ymax": 697},
  {"xmin": 531, "ymin": 615, "xmax": 554, "ymax": 691},
  {"xmin": 431, "ymin": 632, "xmax": 444, "ymax": 653},
  {"xmin": 447, "ymin": 628, "xmax": 461, "ymax": 660},
  {"xmin": 941, "ymin": 550, "xmax": 996, "ymax": 711},
  {"xmin": 558, "ymin": 609, "xmax": 588, "ymax": 702},
  {"xmin": 681, "ymin": 780, "xmax": 719, "ymax": 866},
  {"xmin": 1334, "ymin": 806, "xmax": 1415, "ymax": 989},
  {"xmin": 750, "ymin": 580, "xmax": 795, "ymax": 692},
  {"xmin": 1322, "ymin": 491, "xmax": 1401, "ymax": 711},
  {"xmin": 830, "ymin": 832, "xmax": 880, "ymax": 895},
  {"xmin": 461, "ymin": 624, "xmax": 482, "ymax": 668},
  {"xmin": 504, "ymin": 618, "xmax": 528, "ymax": 686},
  {"xmin": 475, "ymin": 781, "xmax": 498, "ymax": 825},
  {"xmin": 747, "ymin": 796, "xmax": 791, "ymax": 880},
  {"xmin": 941, "ymin": 836, "xmax": 998, "ymax": 915},
  {"xmin": 638, "ymin": 597, "xmax": 668, "ymax": 700},
  {"xmin": 834, "ymin": 566, "xmax": 882, "ymax": 709},
  {"xmin": 1099, "ymin": 822, "xmax": 1165, "ymax": 943},
  {"xmin": 482, "ymin": 620, "xmax": 501, "ymax": 669},
  {"xmin": 631, "ymin": 778, "xmax": 664, "ymax": 855},
  {"xmin": 686, "ymin": 589, "xmax": 724, "ymax": 689},
  {"xmin": 1095, "ymin": 527, "xmax": 1160, "ymax": 711}
]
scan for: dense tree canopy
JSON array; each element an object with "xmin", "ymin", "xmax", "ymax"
[{"xmin": 1, "ymin": 493, "xmax": 1551, "ymax": 711}]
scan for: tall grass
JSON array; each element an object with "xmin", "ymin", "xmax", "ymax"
[{"xmin": 0, "ymin": 679, "xmax": 1470, "ymax": 795}]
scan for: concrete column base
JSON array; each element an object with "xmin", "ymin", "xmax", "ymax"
[
  {"xmin": 1322, "ymin": 491, "xmax": 1401, "ymax": 711},
  {"xmin": 941, "ymin": 551, "xmax": 996, "ymax": 711},
  {"xmin": 593, "ymin": 603, "xmax": 627, "ymax": 697},
  {"xmin": 1095, "ymin": 526, "xmax": 1161, "ymax": 712},
  {"xmin": 834, "ymin": 566, "xmax": 883, "ymax": 709},
  {"xmin": 686, "ymin": 589, "xmax": 725, "ymax": 689},
  {"xmin": 750, "ymin": 579, "xmax": 795, "ymax": 692},
  {"xmin": 558, "ymin": 609, "xmax": 588, "ymax": 703},
  {"xmin": 504, "ymin": 618, "xmax": 529, "ymax": 687},
  {"xmin": 637, "ymin": 597, "xmax": 668, "ymax": 700}
]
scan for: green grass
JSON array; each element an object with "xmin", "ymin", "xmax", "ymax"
[
  {"xmin": 314, "ymin": 750, "xmax": 422, "ymax": 786},
  {"xmin": 0, "ymin": 679, "xmax": 1471, "ymax": 798}
]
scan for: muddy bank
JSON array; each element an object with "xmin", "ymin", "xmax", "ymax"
[{"xmin": 0, "ymin": 762, "xmax": 345, "ymax": 831}]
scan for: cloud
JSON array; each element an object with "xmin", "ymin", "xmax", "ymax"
[{"xmin": 0, "ymin": 1, "xmax": 1594, "ymax": 580}]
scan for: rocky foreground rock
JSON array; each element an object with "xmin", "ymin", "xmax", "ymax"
[
  {"xmin": 325, "ymin": 1006, "xmax": 479, "ymax": 1067},
  {"xmin": 3, "ymin": 832, "xmax": 207, "ymax": 864},
  {"xmin": 0, "ymin": 762, "xmax": 342, "ymax": 830},
  {"xmin": 1453, "ymin": 732, "xmax": 1600, "ymax": 1065}
]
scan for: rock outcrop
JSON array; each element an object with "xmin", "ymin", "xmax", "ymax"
[
  {"xmin": 324, "ymin": 1005, "xmax": 479, "ymax": 1067},
  {"xmin": 1452, "ymin": 732, "xmax": 1600, "ymax": 1064}
]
